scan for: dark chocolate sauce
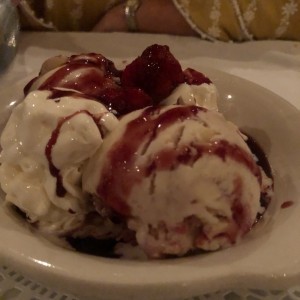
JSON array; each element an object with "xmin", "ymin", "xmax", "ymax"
[
  {"xmin": 45, "ymin": 110, "xmax": 101, "ymax": 197},
  {"xmin": 244, "ymin": 134, "xmax": 273, "ymax": 214},
  {"xmin": 245, "ymin": 134, "xmax": 273, "ymax": 180},
  {"xmin": 24, "ymin": 76, "xmax": 38, "ymax": 95},
  {"xmin": 66, "ymin": 237, "xmax": 119, "ymax": 258},
  {"xmin": 12, "ymin": 205, "xmax": 29, "ymax": 221}
]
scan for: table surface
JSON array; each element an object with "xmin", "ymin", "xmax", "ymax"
[{"xmin": 0, "ymin": 32, "xmax": 300, "ymax": 300}]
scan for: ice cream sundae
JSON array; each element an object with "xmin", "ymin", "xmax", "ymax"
[{"xmin": 0, "ymin": 44, "xmax": 273, "ymax": 259}]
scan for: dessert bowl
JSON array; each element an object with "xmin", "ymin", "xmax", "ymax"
[{"xmin": 0, "ymin": 65, "xmax": 299, "ymax": 300}]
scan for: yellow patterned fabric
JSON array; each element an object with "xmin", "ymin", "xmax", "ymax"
[
  {"xmin": 173, "ymin": 0, "xmax": 300, "ymax": 41},
  {"xmin": 20, "ymin": 0, "xmax": 122, "ymax": 31}
]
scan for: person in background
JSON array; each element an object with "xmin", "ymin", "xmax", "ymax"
[{"xmin": 19, "ymin": 0, "xmax": 300, "ymax": 42}]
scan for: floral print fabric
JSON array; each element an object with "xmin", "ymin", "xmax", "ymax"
[
  {"xmin": 173, "ymin": 0, "xmax": 300, "ymax": 41},
  {"xmin": 20, "ymin": 0, "xmax": 300, "ymax": 40},
  {"xmin": 20, "ymin": 0, "xmax": 122, "ymax": 31}
]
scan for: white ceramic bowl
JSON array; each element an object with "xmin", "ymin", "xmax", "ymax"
[{"xmin": 0, "ymin": 66, "xmax": 300, "ymax": 300}]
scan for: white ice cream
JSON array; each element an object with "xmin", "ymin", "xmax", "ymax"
[
  {"xmin": 83, "ymin": 105, "xmax": 269, "ymax": 258},
  {"xmin": 0, "ymin": 90, "xmax": 119, "ymax": 236},
  {"xmin": 161, "ymin": 83, "xmax": 219, "ymax": 111}
]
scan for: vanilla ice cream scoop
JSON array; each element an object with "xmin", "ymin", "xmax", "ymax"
[
  {"xmin": 83, "ymin": 105, "xmax": 272, "ymax": 258},
  {"xmin": 161, "ymin": 82, "xmax": 219, "ymax": 111},
  {"xmin": 0, "ymin": 90, "xmax": 119, "ymax": 237},
  {"xmin": 161, "ymin": 68, "xmax": 219, "ymax": 111}
]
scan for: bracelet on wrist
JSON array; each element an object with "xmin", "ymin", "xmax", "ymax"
[{"xmin": 125, "ymin": 0, "xmax": 141, "ymax": 32}]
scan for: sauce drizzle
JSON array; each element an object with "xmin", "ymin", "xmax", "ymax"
[{"xmin": 45, "ymin": 110, "xmax": 101, "ymax": 197}]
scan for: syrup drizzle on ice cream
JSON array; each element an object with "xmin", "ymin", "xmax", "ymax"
[
  {"xmin": 0, "ymin": 44, "xmax": 274, "ymax": 259},
  {"xmin": 24, "ymin": 45, "xmax": 215, "ymax": 116},
  {"xmin": 98, "ymin": 106, "xmax": 262, "ymax": 216},
  {"xmin": 86, "ymin": 104, "xmax": 272, "ymax": 257},
  {"xmin": 45, "ymin": 110, "xmax": 102, "ymax": 197}
]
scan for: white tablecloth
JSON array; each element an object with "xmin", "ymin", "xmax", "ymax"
[{"xmin": 0, "ymin": 32, "xmax": 300, "ymax": 300}]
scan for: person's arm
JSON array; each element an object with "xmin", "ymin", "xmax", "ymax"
[{"xmin": 93, "ymin": 0, "xmax": 197, "ymax": 36}]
